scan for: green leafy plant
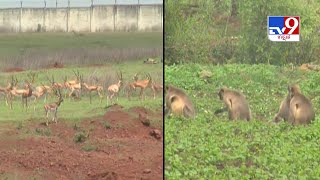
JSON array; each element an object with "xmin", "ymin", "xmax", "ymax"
[{"xmin": 165, "ymin": 64, "xmax": 320, "ymax": 179}]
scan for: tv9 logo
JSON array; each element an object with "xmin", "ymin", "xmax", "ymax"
[{"xmin": 268, "ymin": 16, "xmax": 300, "ymax": 42}]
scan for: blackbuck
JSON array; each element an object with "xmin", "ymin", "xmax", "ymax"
[
  {"xmin": 82, "ymin": 76, "xmax": 104, "ymax": 104},
  {"xmin": 107, "ymin": 71, "xmax": 123, "ymax": 103},
  {"xmin": 127, "ymin": 73, "xmax": 152, "ymax": 100},
  {"xmin": 9, "ymin": 80, "xmax": 33, "ymax": 110},
  {"xmin": 44, "ymin": 88, "xmax": 64, "ymax": 126},
  {"xmin": 0, "ymin": 76, "xmax": 16, "ymax": 107},
  {"xmin": 68, "ymin": 74, "xmax": 83, "ymax": 99},
  {"xmin": 151, "ymin": 81, "xmax": 163, "ymax": 99},
  {"xmin": 32, "ymin": 83, "xmax": 50, "ymax": 103}
]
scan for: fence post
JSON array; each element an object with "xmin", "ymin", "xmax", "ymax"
[
  {"xmin": 90, "ymin": 0, "xmax": 93, "ymax": 32},
  {"xmin": 19, "ymin": 1, "xmax": 22, "ymax": 32},
  {"xmin": 43, "ymin": 0, "xmax": 46, "ymax": 32},
  {"xmin": 56, "ymin": 0, "xmax": 57, "ymax": 8},
  {"xmin": 66, "ymin": 0, "xmax": 70, "ymax": 32},
  {"xmin": 113, "ymin": 0, "xmax": 116, "ymax": 31},
  {"xmin": 137, "ymin": 0, "xmax": 140, "ymax": 31},
  {"xmin": 161, "ymin": 4, "xmax": 163, "ymax": 31}
]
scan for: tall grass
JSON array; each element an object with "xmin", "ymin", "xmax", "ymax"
[{"xmin": 0, "ymin": 32, "xmax": 163, "ymax": 70}]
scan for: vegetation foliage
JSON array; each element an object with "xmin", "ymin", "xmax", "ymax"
[
  {"xmin": 0, "ymin": 32, "xmax": 162, "ymax": 70},
  {"xmin": 165, "ymin": 64, "xmax": 320, "ymax": 178},
  {"xmin": 165, "ymin": 0, "xmax": 320, "ymax": 65}
]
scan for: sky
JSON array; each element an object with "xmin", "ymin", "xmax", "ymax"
[{"xmin": 0, "ymin": 0, "xmax": 162, "ymax": 8}]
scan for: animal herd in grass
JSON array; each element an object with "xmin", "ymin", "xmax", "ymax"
[
  {"xmin": 165, "ymin": 84, "xmax": 315, "ymax": 126},
  {"xmin": 0, "ymin": 70, "xmax": 163, "ymax": 126}
]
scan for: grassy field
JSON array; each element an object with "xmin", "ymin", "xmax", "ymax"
[
  {"xmin": 0, "ymin": 32, "xmax": 163, "ymax": 70},
  {"xmin": 165, "ymin": 64, "xmax": 320, "ymax": 179},
  {"xmin": 0, "ymin": 32, "xmax": 163, "ymax": 125},
  {"xmin": 0, "ymin": 31, "xmax": 163, "ymax": 179},
  {"xmin": 0, "ymin": 61, "xmax": 163, "ymax": 123}
]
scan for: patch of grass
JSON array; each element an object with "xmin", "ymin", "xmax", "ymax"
[
  {"xmin": 35, "ymin": 128, "xmax": 51, "ymax": 136},
  {"xmin": 102, "ymin": 121, "xmax": 112, "ymax": 129},
  {"xmin": 82, "ymin": 144, "xmax": 98, "ymax": 152},
  {"xmin": 16, "ymin": 121, "xmax": 23, "ymax": 130},
  {"xmin": 0, "ymin": 32, "xmax": 163, "ymax": 69},
  {"xmin": 73, "ymin": 123, "xmax": 81, "ymax": 131},
  {"xmin": 74, "ymin": 131, "xmax": 89, "ymax": 143},
  {"xmin": 165, "ymin": 64, "xmax": 320, "ymax": 179}
]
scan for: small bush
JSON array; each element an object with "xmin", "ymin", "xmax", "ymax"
[
  {"xmin": 103, "ymin": 121, "xmax": 111, "ymax": 129},
  {"xmin": 74, "ymin": 131, "xmax": 88, "ymax": 143},
  {"xmin": 35, "ymin": 128, "xmax": 51, "ymax": 136},
  {"xmin": 73, "ymin": 123, "xmax": 80, "ymax": 131},
  {"xmin": 16, "ymin": 122, "xmax": 23, "ymax": 130},
  {"xmin": 82, "ymin": 144, "xmax": 98, "ymax": 152}
]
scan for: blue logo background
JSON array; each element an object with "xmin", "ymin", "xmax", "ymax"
[{"xmin": 268, "ymin": 17, "xmax": 284, "ymax": 35}]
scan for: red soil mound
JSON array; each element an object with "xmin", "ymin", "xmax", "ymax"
[{"xmin": 0, "ymin": 107, "xmax": 163, "ymax": 179}]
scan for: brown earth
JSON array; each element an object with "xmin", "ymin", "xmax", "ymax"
[
  {"xmin": 0, "ymin": 105, "xmax": 163, "ymax": 180},
  {"xmin": 3, "ymin": 67, "xmax": 25, "ymax": 73},
  {"xmin": 52, "ymin": 62, "xmax": 64, "ymax": 69}
]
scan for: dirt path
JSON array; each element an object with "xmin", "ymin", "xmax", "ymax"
[{"xmin": 0, "ymin": 105, "xmax": 163, "ymax": 180}]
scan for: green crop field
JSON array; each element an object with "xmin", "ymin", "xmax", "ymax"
[{"xmin": 165, "ymin": 64, "xmax": 320, "ymax": 179}]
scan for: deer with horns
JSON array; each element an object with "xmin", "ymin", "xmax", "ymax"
[
  {"xmin": 82, "ymin": 76, "xmax": 104, "ymax": 104},
  {"xmin": 44, "ymin": 88, "xmax": 64, "ymax": 126},
  {"xmin": 127, "ymin": 73, "xmax": 153, "ymax": 100},
  {"xmin": 9, "ymin": 78, "xmax": 33, "ymax": 110},
  {"xmin": 107, "ymin": 71, "xmax": 123, "ymax": 104}
]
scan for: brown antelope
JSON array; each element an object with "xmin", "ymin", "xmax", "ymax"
[
  {"xmin": 27, "ymin": 73, "xmax": 52, "ymax": 102},
  {"xmin": 62, "ymin": 70, "xmax": 82, "ymax": 99},
  {"xmin": 47, "ymin": 75, "xmax": 63, "ymax": 90},
  {"xmin": 0, "ymin": 83, "xmax": 10, "ymax": 105},
  {"xmin": 0, "ymin": 77, "xmax": 16, "ymax": 106},
  {"xmin": 107, "ymin": 71, "xmax": 123, "ymax": 103},
  {"xmin": 10, "ymin": 80, "xmax": 33, "ymax": 109},
  {"xmin": 127, "ymin": 73, "xmax": 152, "ymax": 100},
  {"xmin": 32, "ymin": 83, "xmax": 49, "ymax": 103},
  {"xmin": 68, "ymin": 74, "xmax": 83, "ymax": 99},
  {"xmin": 82, "ymin": 76, "xmax": 104, "ymax": 104},
  {"xmin": 27, "ymin": 71, "xmax": 37, "ymax": 84},
  {"xmin": 44, "ymin": 88, "xmax": 64, "ymax": 126},
  {"xmin": 4, "ymin": 77, "xmax": 19, "ymax": 109},
  {"xmin": 127, "ymin": 73, "xmax": 139, "ymax": 100},
  {"xmin": 68, "ymin": 70, "xmax": 81, "ymax": 85},
  {"xmin": 151, "ymin": 81, "xmax": 163, "ymax": 99}
]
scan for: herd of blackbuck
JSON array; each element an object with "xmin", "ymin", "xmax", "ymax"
[{"xmin": 0, "ymin": 70, "xmax": 163, "ymax": 126}]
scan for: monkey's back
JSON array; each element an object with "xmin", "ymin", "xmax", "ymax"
[
  {"xmin": 167, "ymin": 86, "xmax": 196, "ymax": 119},
  {"xmin": 231, "ymin": 90, "xmax": 251, "ymax": 120},
  {"xmin": 290, "ymin": 94, "xmax": 315, "ymax": 124}
]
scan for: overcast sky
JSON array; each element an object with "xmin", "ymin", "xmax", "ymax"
[{"xmin": 0, "ymin": 0, "xmax": 162, "ymax": 8}]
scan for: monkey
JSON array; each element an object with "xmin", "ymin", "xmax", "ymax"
[
  {"xmin": 215, "ymin": 87, "xmax": 251, "ymax": 121},
  {"xmin": 287, "ymin": 84, "xmax": 315, "ymax": 125},
  {"xmin": 165, "ymin": 85, "xmax": 196, "ymax": 119},
  {"xmin": 273, "ymin": 93, "xmax": 291, "ymax": 123}
]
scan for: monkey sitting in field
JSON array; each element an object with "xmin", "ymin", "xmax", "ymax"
[
  {"xmin": 165, "ymin": 85, "xmax": 196, "ymax": 119},
  {"xmin": 215, "ymin": 87, "xmax": 251, "ymax": 121},
  {"xmin": 273, "ymin": 93, "xmax": 291, "ymax": 123},
  {"xmin": 274, "ymin": 84, "xmax": 315, "ymax": 125}
]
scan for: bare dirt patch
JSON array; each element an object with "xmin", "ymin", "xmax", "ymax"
[
  {"xmin": 52, "ymin": 62, "xmax": 64, "ymax": 69},
  {"xmin": 0, "ymin": 106, "xmax": 163, "ymax": 179},
  {"xmin": 2, "ymin": 67, "xmax": 25, "ymax": 73}
]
